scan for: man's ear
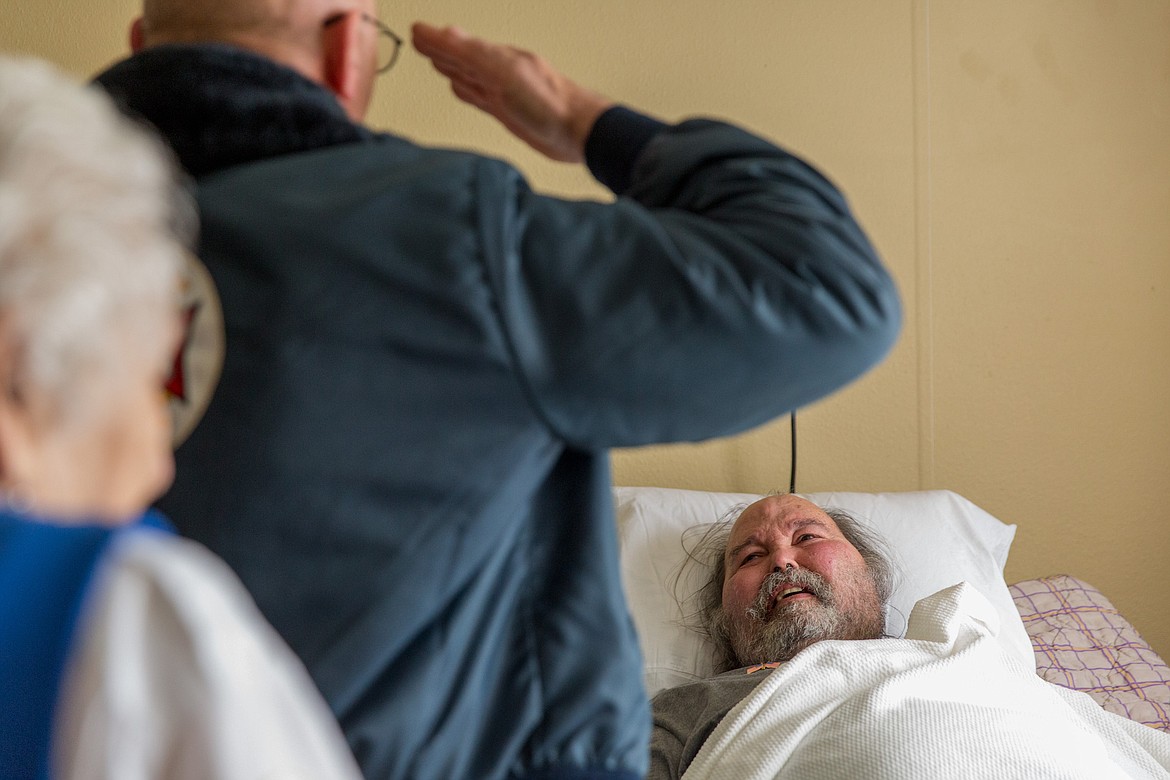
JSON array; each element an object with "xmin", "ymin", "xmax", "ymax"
[
  {"xmin": 130, "ymin": 17, "xmax": 146, "ymax": 52},
  {"xmin": 320, "ymin": 11, "xmax": 363, "ymax": 107}
]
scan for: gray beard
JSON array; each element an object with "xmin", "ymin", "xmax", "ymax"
[{"xmin": 724, "ymin": 568, "xmax": 882, "ymax": 668}]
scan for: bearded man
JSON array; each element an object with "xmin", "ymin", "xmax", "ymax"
[
  {"xmin": 647, "ymin": 495, "xmax": 1170, "ymax": 780},
  {"xmin": 649, "ymin": 493, "xmax": 896, "ymax": 778}
]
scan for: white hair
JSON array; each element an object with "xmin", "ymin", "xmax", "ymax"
[{"xmin": 0, "ymin": 56, "xmax": 193, "ymax": 427}]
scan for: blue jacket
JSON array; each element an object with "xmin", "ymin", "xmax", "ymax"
[
  {"xmin": 0, "ymin": 511, "xmax": 170, "ymax": 779},
  {"xmin": 96, "ymin": 44, "xmax": 900, "ymax": 780}
]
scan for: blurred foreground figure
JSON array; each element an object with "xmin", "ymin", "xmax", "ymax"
[
  {"xmin": 96, "ymin": 1, "xmax": 903, "ymax": 777},
  {"xmin": 0, "ymin": 56, "xmax": 361, "ymax": 780}
]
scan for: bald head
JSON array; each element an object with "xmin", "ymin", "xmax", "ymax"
[
  {"xmin": 131, "ymin": 0, "xmax": 381, "ymax": 121},
  {"xmin": 140, "ymin": 0, "xmax": 320, "ymax": 44}
]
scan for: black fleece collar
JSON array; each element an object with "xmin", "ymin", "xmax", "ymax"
[{"xmin": 94, "ymin": 43, "xmax": 375, "ymax": 178}]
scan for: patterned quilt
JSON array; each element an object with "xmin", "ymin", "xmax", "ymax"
[{"xmin": 1010, "ymin": 574, "xmax": 1170, "ymax": 732}]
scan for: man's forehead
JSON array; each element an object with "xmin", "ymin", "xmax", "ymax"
[{"xmin": 728, "ymin": 496, "xmax": 839, "ymax": 545}]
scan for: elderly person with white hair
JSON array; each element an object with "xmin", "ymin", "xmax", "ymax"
[{"xmin": 0, "ymin": 56, "xmax": 361, "ymax": 780}]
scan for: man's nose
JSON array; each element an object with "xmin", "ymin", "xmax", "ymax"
[{"xmin": 771, "ymin": 551, "xmax": 798, "ymax": 573}]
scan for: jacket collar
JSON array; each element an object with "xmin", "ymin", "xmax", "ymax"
[{"xmin": 94, "ymin": 43, "xmax": 374, "ymax": 178}]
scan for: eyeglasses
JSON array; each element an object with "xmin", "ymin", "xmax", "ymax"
[
  {"xmin": 363, "ymin": 14, "xmax": 403, "ymax": 74},
  {"xmin": 324, "ymin": 12, "xmax": 403, "ymax": 74}
]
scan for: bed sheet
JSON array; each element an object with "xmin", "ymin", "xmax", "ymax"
[{"xmin": 681, "ymin": 583, "xmax": 1170, "ymax": 780}]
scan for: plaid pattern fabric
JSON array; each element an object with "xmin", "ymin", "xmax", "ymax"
[{"xmin": 1010, "ymin": 574, "xmax": 1170, "ymax": 732}]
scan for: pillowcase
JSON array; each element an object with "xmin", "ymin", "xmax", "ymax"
[{"xmin": 613, "ymin": 486, "xmax": 1034, "ymax": 696}]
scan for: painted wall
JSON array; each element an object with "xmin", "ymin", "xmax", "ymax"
[{"xmin": 5, "ymin": 1, "xmax": 1168, "ymax": 659}]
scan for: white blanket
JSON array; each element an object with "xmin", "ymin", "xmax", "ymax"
[{"xmin": 683, "ymin": 583, "xmax": 1170, "ymax": 780}]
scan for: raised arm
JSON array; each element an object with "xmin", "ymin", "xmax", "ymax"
[{"xmin": 415, "ymin": 23, "xmax": 901, "ymax": 449}]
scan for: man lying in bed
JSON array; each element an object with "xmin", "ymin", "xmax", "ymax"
[{"xmin": 649, "ymin": 494, "xmax": 1170, "ymax": 780}]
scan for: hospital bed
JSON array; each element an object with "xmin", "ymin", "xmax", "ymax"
[{"xmin": 614, "ymin": 486, "xmax": 1170, "ymax": 734}]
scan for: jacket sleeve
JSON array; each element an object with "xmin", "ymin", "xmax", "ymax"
[{"xmin": 475, "ymin": 108, "xmax": 901, "ymax": 449}]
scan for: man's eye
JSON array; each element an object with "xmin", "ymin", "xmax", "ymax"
[
  {"xmin": 741, "ymin": 552, "xmax": 762, "ymax": 564},
  {"xmin": 796, "ymin": 533, "xmax": 818, "ymax": 543}
]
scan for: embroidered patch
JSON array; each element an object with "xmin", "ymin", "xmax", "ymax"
[{"xmin": 166, "ymin": 254, "xmax": 224, "ymax": 447}]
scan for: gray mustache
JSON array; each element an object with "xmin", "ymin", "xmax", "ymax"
[{"xmin": 748, "ymin": 567, "xmax": 831, "ymax": 621}]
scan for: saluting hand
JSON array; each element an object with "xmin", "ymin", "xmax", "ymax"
[{"xmin": 411, "ymin": 22, "xmax": 613, "ymax": 164}]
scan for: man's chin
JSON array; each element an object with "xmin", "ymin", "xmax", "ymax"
[
  {"xmin": 768, "ymin": 594, "xmax": 823, "ymax": 619},
  {"xmin": 729, "ymin": 608, "xmax": 838, "ymax": 666}
]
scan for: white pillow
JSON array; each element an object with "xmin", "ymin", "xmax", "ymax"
[{"xmin": 614, "ymin": 486, "xmax": 1034, "ymax": 696}]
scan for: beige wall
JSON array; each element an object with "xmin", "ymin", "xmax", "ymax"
[{"xmin": 6, "ymin": 1, "xmax": 1168, "ymax": 658}]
